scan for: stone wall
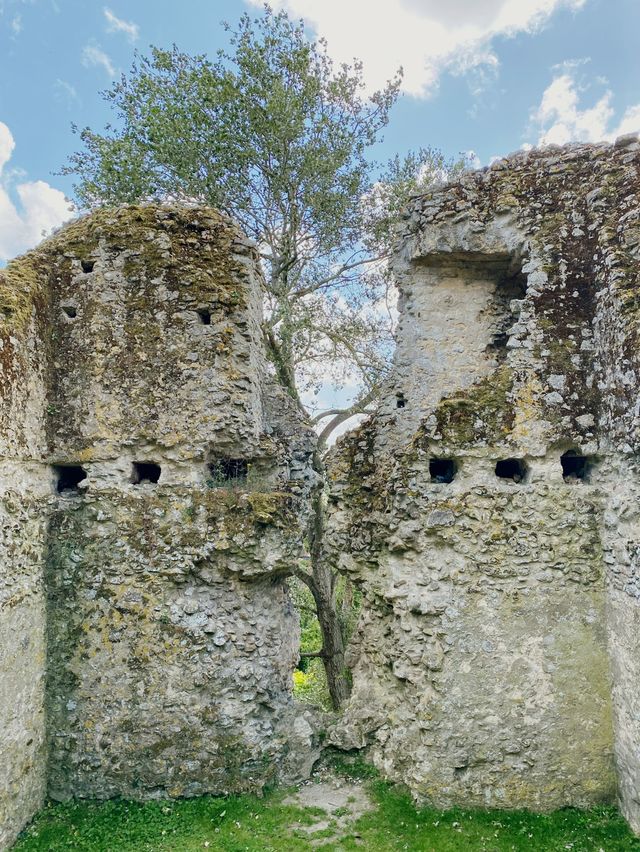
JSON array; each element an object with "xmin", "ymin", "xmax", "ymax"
[
  {"xmin": 0, "ymin": 244, "xmax": 51, "ymax": 850},
  {"xmin": 327, "ymin": 137, "xmax": 640, "ymax": 820},
  {"xmin": 0, "ymin": 205, "xmax": 318, "ymax": 848},
  {"xmin": 3, "ymin": 141, "xmax": 640, "ymax": 847}
]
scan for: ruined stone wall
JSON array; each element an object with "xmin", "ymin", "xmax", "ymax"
[
  {"xmin": 0, "ymin": 247, "xmax": 51, "ymax": 849},
  {"xmin": 328, "ymin": 137, "xmax": 640, "ymax": 821},
  {"xmin": 0, "ymin": 206, "xmax": 317, "ymax": 847}
]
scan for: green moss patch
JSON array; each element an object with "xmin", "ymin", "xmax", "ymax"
[{"xmin": 430, "ymin": 364, "xmax": 514, "ymax": 446}]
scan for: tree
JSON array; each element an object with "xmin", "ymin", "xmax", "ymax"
[{"xmin": 62, "ymin": 4, "xmax": 459, "ymax": 708}]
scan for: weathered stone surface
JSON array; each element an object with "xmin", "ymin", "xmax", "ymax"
[
  {"xmin": 327, "ymin": 139, "xmax": 640, "ymax": 825},
  {"xmin": 0, "ymin": 205, "xmax": 319, "ymax": 849},
  {"xmin": 4, "ymin": 141, "xmax": 640, "ymax": 847}
]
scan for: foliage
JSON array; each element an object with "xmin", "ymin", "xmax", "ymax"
[
  {"xmin": 289, "ymin": 575, "xmax": 331, "ymax": 708},
  {"xmin": 64, "ymin": 7, "xmax": 392, "ymax": 406},
  {"xmin": 205, "ymin": 460, "xmax": 272, "ymax": 493},
  {"xmin": 292, "ymin": 662, "xmax": 329, "ymax": 708},
  {"xmin": 14, "ymin": 783, "xmax": 640, "ymax": 851},
  {"xmin": 62, "ymin": 5, "xmax": 459, "ymax": 418},
  {"xmin": 289, "ymin": 573, "xmax": 360, "ymax": 710}
]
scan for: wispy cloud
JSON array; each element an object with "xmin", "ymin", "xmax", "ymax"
[
  {"xmin": 247, "ymin": 0, "xmax": 587, "ymax": 97},
  {"xmin": 104, "ymin": 7, "xmax": 138, "ymax": 42},
  {"xmin": 81, "ymin": 42, "xmax": 116, "ymax": 78},
  {"xmin": 530, "ymin": 61, "xmax": 640, "ymax": 145},
  {"xmin": 54, "ymin": 78, "xmax": 80, "ymax": 109},
  {"xmin": 10, "ymin": 13, "xmax": 21, "ymax": 35}
]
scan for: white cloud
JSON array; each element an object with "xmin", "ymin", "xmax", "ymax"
[
  {"xmin": 81, "ymin": 42, "xmax": 116, "ymax": 78},
  {"xmin": 103, "ymin": 7, "xmax": 139, "ymax": 42},
  {"xmin": 0, "ymin": 122, "xmax": 15, "ymax": 173},
  {"xmin": 0, "ymin": 121, "xmax": 73, "ymax": 263},
  {"xmin": 530, "ymin": 64, "xmax": 640, "ymax": 145},
  {"xmin": 10, "ymin": 13, "xmax": 21, "ymax": 35},
  {"xmin": 247, "ymin": 0, "xmax": 586, "ymax": 97}
]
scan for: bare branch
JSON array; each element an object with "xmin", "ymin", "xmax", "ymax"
[{"xmin": 317, "ymin": 385, "xmax": 379, "ymax": 448}]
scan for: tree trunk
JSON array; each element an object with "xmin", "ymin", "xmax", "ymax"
[
  {"xmin": 262, "ymin": 320, "xmax": 352, "ymax": 709},
  {"xmin": 309, "ymin": 557, "xmax": 351, "ymax": 709},
  {"xmin": 305, "ymin": 451, "xmax": 351, "ymax": 710}
]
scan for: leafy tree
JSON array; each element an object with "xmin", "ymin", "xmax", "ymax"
[{"xmin": 63, "ymin": 5, "xmax": 459, "ymax": 707}]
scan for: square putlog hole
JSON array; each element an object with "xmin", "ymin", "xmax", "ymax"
[
  {"xmin": 54, "ymin": 465, "xmax": 87, "ymax": 494},
  {"xmin": 61, "ymin": 304, "xmax": 77, "ymax": 319},
  {"xmin": 132, "ymin": 462, "xmax": 161, "ymax": 485},
  {"xmin": 429, "ymin": 458, "xmax": 457, "ymax": 483},
  {"xmin": 196, "ymin": 307, "xmax": 212, "ymax": 325},
  {"xmin": 495, "ymin": 458, "xmax": 528, "ymax": 482},
  {"xmin": 561, "ymin": 450, "xmax": 591, "ymax": 482}
]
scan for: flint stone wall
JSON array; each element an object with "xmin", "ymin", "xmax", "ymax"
[
  {"xmin": 327, "ymin": 137, "xmax": 640, "ymax": 825},
  {"xmin": 0, "ymin": 206, "xmax": 317, "ymax": 849}
]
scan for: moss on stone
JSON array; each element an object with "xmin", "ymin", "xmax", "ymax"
[{"xmin": 432, "ymin": 364, "xmax": 514, "ymax": 446}]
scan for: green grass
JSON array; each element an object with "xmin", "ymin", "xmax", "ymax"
[
  {"xmin": 352, "ymin": 781, "xmax": 640, "ymax": 852},
  {"xmin": 14, "ymin": 779, "xmax": 640, "ymax": 852}
]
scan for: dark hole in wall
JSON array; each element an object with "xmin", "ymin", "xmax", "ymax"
[
  {"xmin": 208, "ymin": 458, "xmax": 248, "ymax": 483},
  {"xmin": 61, "ymin": 305, "xmax": 77, "ymax": 319},
  {"xmin": 487, "ymin": 331, "xmax": 509, "ymax": 351},
  {"xmin": 429, "ymin": 458, "xmax": 456, "ymax": 483},
  {"xmin": 81, "ymin": 260, "xmax": 95, "ymax": 273},
  {"xmin": 505, "ymin": 270, "xmax": 527, "ymax": 300},
  {"xmin": 196, "ymin": 307, "xmax": 212, "ymax": 325},
  {"xmin": 396, "ymin": 393, "xmax": 406, "ymax": 409},
  {"xmin": 485, "ymin": 267, "xmax": 528, "ymax": 358},
  {"xmin": 54, "ymin": 465, "xmax": 87, "ymax": 494},
  {"xmin": 561, "ymin": 450, "xmax": 590, "ymax": 482},
  {"xmin": 132, "ymin": 462, "xmax": 161, "ymax": 485},
  {"xmin": 495, "ymin": 458, "xmax": 527, "ymax": 482}
]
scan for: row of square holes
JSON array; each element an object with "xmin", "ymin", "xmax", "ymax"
[
  {"xmin": 430, "ymin": 452, "xmax": 590, "ymax": 484},
  {"xmin": 55, "ymin": 459, "xmax": 248, "ymax": 494},
  {"xmin": 55, "ymin": 453, "xmax": 588, "ymax": 494},
  {"xmin": 61, "ymin": 304, "xmax": 214, "ymax": 324}
]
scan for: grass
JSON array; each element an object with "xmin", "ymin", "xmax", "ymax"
[{"xmin": 14, "ymin": 767, "xmax": 640, "ymax": 852}]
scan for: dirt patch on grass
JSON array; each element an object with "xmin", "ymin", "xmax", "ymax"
[{"xmin": 285, "ymin": 770, "xmax": 374, "ymax": 846}]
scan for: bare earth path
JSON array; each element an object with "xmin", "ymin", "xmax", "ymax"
[{"xmin": 284, "ymin": 769, "xmax": 374, "ymax": 847}]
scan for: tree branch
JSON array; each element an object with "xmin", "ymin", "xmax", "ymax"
[
  {"xmin": 310, "ymin": 408, "xmax": 347, "ymax": 426},
  {"xmin": 293, "ymin": 252, "xmax": 389, "ymax": 299},
  {"xmin": 317, "ymin": 384, "xmax": 379, "ymax": 449}
]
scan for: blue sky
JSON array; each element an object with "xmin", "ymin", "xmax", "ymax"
[{"xmin": 0, "ymin": 0, "xmax": 638, "ymax": 264}]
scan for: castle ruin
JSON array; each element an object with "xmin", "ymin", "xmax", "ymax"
[
  {"xmin": 327, "ymin": 135, "xmax": 640, "ymax": 832},
  {"xmin": 0, "ymin": 206, "xmax": 318, "ymax": 849},
  {"xmin": 2, "ymin": 138, "xmax": 640, "ymax": 848}
]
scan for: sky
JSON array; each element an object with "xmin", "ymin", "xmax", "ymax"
[{"xmin": 0, "ymin": 0, "xmax": 639, "ymax": 263}]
